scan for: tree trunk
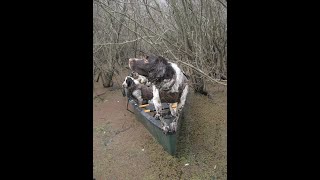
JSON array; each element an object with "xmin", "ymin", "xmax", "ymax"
[{"xmin": 101, "ymin": 70, "xmax": 114, "ymax": 88}]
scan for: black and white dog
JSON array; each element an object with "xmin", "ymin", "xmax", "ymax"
[
  {"xmin": 128, "ymin": 71, "xmax": 151, "ymax": 86},
  {"xmin": 128, "ymin": 54, "xmax": 189, "ymax": 132},
  {"xmin": 122, "ymin": 75, "xmax": 153, "ymax": 105}
]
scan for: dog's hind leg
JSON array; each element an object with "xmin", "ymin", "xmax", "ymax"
[
  {"xmin": 160, "ymin": 116, "xmax": 170, "ymax": 134},
  {"xmin": 177, "ymin": 84, "xmax": 188, "ymax": 113},
  {"xmin": 170, "ymin": 85, "xmax": 188, "ymax": 132},
  {"xmin": 169, "ymin": 113, "xmax": 179, "ymax": 133},
  {"xmin": 153, "ymin": 86, "xmax": 170, "ymax": 133}
]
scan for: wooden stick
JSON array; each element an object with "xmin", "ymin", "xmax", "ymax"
[
  {"xmin": 139, "ymin": 104, "xmax": 150, "ymax": 108},
  {"xmin": 171, "ymin": 103, "xmax": 177, "ymax": 108}
]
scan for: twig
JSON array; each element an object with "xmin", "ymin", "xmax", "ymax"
[
  {"xmin": 111, "ymin": 0, "xmax": 163, "ymax": 13},
  {"xmin": 115, "ymin": 125, "xmax": 133, "ymax": 135},
  {"xmin": 93, "ymin": 45, "xmax": 104, "ymax": 53},
  {"xmin": 93, "ymin": 91, "xmax": 104, "ymax": 101},
  {"xmin": 93, "ymin": 35, "xmax": 155, "ymax": 46},
  {"xmin": 216, "ymin": 0, "xmax": 227, "ymax": 9},
  {"xmin": 99, "ymin": 1, "xmax": 195, "ymax": 58},
  {"xmin": 162, "ymin": 41, "xmax": 227, "ymax": 86},
  {"xmin": 94, "ymin": 0, "xmax": 161, "ymax": 54}
]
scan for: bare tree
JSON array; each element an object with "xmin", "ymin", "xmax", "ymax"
[{"xmin": 93, "ymin": 0, "xmax": 227, "ymax": 93}]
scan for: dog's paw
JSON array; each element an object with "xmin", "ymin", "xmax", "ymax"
[
  {"xmin": 154, "ymin": 113, "xmax": 161, "ymax": 120},
  {"xmin": 160, "ymin": 119, "xmax": 170, "ymax": 134},
  {"xmin": 162, "ymin": 125, "xmax": 170, "ymax": 134}
]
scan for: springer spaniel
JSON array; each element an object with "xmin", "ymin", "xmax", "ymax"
[
  {"xmin": 128, "ymin": 54, "xmax": 189, "ymax": 133},
  {"xmin": 122, "ymin": 73, "xmax": 182, "ymax": 104},
  {"xmin": 128, "ymin": 71, "xmax": 151, "ymax": 86},
  {"xmin": 122, "ymin": 75, "xmax": 153, "ymax": 105}
]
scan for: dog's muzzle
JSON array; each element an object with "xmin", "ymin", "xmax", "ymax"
[{"xmin": 128, "ymin": 58, "xmax": 134, "ymax": 69}]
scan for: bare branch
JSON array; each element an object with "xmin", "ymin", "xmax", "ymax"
[
  {"xmin": 94, "ymin": 0, "xmax": 160, "ymax": 54},
  {"xmin": 93, "ymin": 0, "xmax": 227, "ymax": 93},
  {"xmin": 216, "ymin": 0, "xmax": 227, "ymax": 9},
  {"xmin": 162, "ymin": 41, "xmax": 227, "ymax": 86},
  {"xmin": 93, "ymin": 35, "xmax": 156, "ymax": 46},
  {"xmin": 112, "ymin": 0, "xmax": 163, "ymax": 13}
]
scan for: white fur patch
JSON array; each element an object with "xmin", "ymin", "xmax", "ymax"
[
  {"xmin": 169, "ymin": 103, "xmax": 177, "ymax": 116},
  {"xmin": 152, "ymin": 85, "xmax": 162, "ymax": 115},
  {"xmin": 132, "ymin": 89, "xmax": 143, "ymax": 104},
  {"xmin": 122, "ymin": 76, "xmax": 140, "ymax": 88},
  {"xmin": 137, "ymin": 75, "xmax": 148, "ymax": 84},
  {"xmin": 177, "ymin": 84, "xmax": 188, "ymax": 110},
  {"xmin": 167, "ymin": 62, "xmax": 185, "ymax": 93},
  {"xmin": 122, "ymin": 76, "xmax": 145, "ymax": 105}
]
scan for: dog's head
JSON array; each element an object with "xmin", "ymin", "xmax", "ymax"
[
  {"xmin": 122, "ymin": 76, "xmax": 136, "ymax": 88},
  {"xmin": 122, "ymin": 76, "xmax": 136, "ymax": 97},
  {"xmin": 128, "ymin": 54, "xmax": 174, "ymax": 83}
]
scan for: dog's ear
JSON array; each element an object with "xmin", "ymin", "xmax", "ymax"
[
  {"xmin": 147, "ymin": 56, "xmax": 168, "ymax": 82},
  {"xmin": 154, "ymin": 60, "xmax": 167, "ymax": 79},
  {"xmin": 156, "ymin": 56, "xmax": 167, "ymax": 64},
  {"xmin": 126, "ymin": 77, "xmax": 133, "ymax": 87},
  {"xmin": 157, "ymin": 64, "xmax": 166, "ymax": 78}
]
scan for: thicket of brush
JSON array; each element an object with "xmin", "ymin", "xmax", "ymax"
[{"xmin": 93, "ymin": 0, "xmax": 227, "ymax": 94}]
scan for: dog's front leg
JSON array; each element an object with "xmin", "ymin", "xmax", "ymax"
[
  {"xmin": 132, "ymin": 90, "xmax": 143, "ymax": 105},
  {"xmin": 159, "ymin": 78, "xmax": 176, "ymax": 91},
  {"xmin": 152, "ymin": 85, "xmax": 169, "ymax": 133},
  {"xmin": 152, "ymin": 85, "xmax": 162, "ymax": 119},
  {"xmin": 177, "ymin": 84, "xmax": 188, "ymax": 113}
]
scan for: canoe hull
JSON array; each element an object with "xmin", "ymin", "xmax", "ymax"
[{"xmin": 128, "ymin": 99, "xmax": 184, "ymax": 155}]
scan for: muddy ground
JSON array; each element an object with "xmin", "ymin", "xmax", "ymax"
[{"xmin": 93, "ymin": 76, "xmax": 227, "ymax": 180}]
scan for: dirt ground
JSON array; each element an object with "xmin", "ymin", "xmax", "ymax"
[{"xmin": 93, "ymin": 77, "xmax": 227, "ymax": 180}]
